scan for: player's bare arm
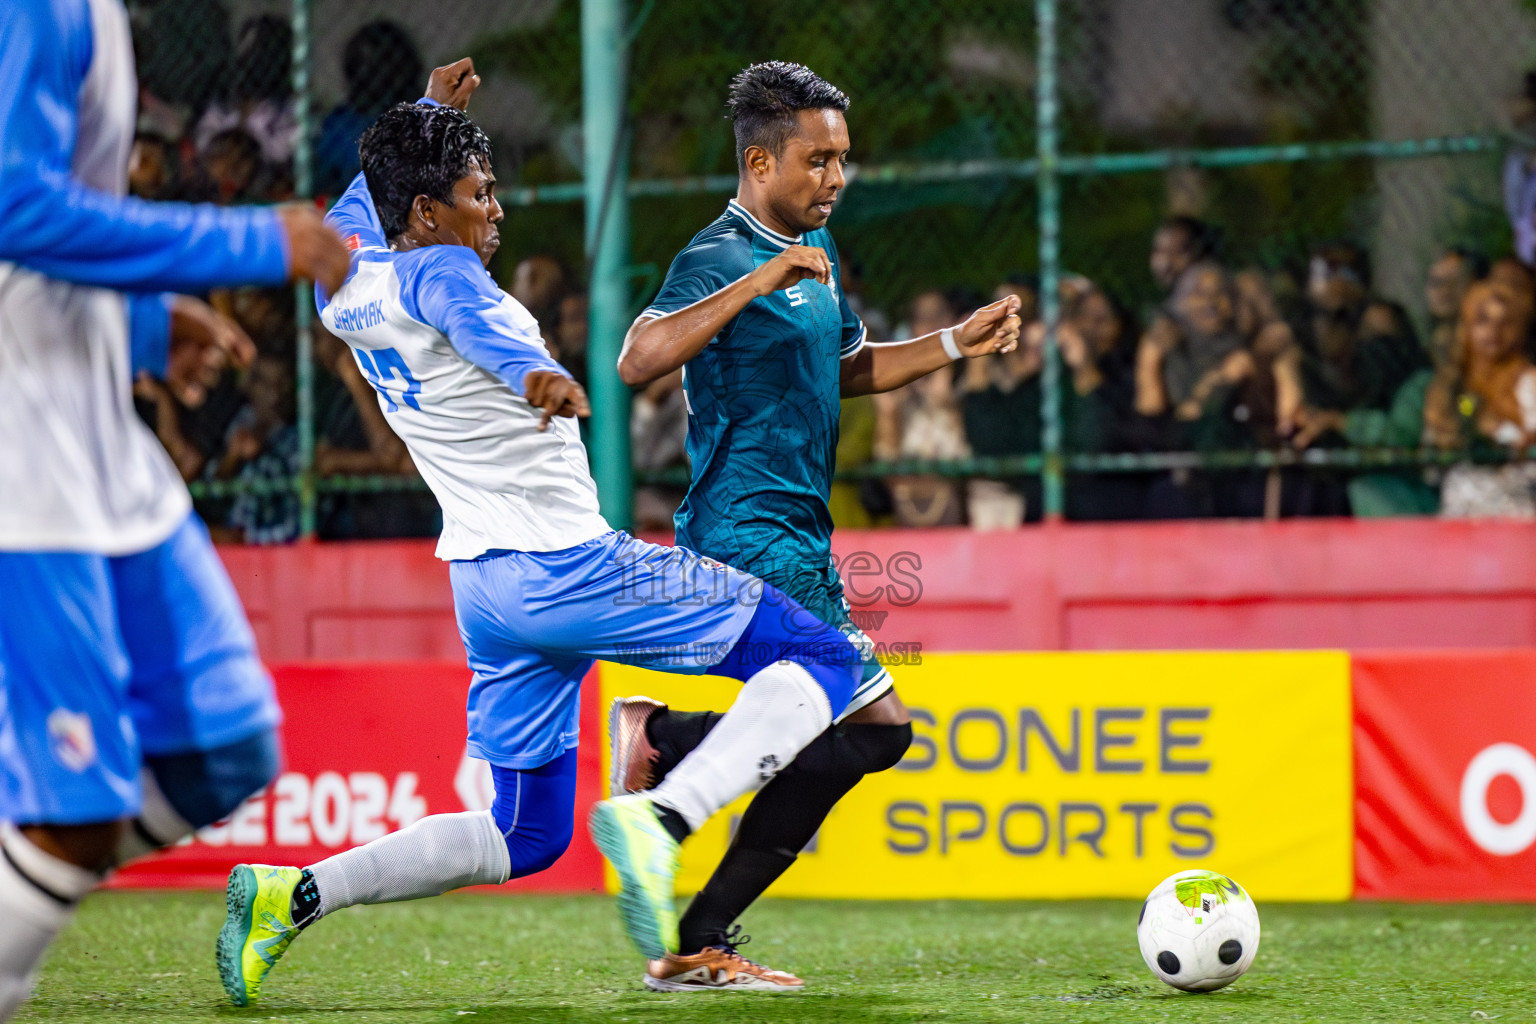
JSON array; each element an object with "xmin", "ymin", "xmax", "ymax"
[
  {"xmin": 839, "ymin": 293, "xmax": 1023, "ymax": 396},
  {"xmin": 525, "ymin": 369, "xmax": 591, "ymax": 431},
  {"xmin": 276, "ymin": 205, "xmax": 350, "ymax": 294},
  {"xmin": 617, "ymin": 245, "xmax": 831, "ymax": 386}
]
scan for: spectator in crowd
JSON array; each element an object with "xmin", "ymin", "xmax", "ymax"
[
  {"xmin": 309, "ymin": 328, "xmax": 440, "ymax": 539},
  {"xmin": 210, "ymin": 353, "xmax": 301, "ymax": 544},
  {"xmin": 314, "ymin": 21, "xmax": 424, "ymax": 196},
  {"xmin": 1290, "ymin": 338, "xmax": 1439, "ymax": 516},
  {"xmin": 1136, "ymin": 263, "xmax": 1251, "ymax": 444},
  {"xmin": 1434, "ymin": 281, "xmax": 1536, "ymax": 516},
  {"xmin": 959, "ymin": 276, "xmax": 1121, "ymax": 524},
  {"xmin": 831, "ymin": 388, "xmax": 881, "ymax": 528},
  {"xmin": 1306, "ymin": 243, "xmax": 1428, "ymax": 410},
  {"xmin": 198, "ymin": 128, "xmax": 265, "ymax": 204},
  {"xmin": 1055, "ymin": 276, "xmax": 1152, "ymax": 519},
  {"xmin": 1503, "ymin": 70, "xmax": 1536, "ymax": 266},
  {"xmin": 134, "ymin": 372, "xmax": 207, "ymax": 482},
  {"xmin": 1150, "ymin": 215, "xmax": 1219, "ymax": 294},
  {"xmin": 874, "ymin": 290, "xmax": 972, "ymax": 527},
  {"xmin": 1233, "ymin": 268, "xmax": 1305, "ymax": 445},
  {"xmin": 553, "ymin": 291, "xmax": 590, "ymax": 387},
  {"xmin": 311, "ymin": 328, "xmax": 411, "ymax": 479},
  {"xmin": 1281, "ymin": 244, "xmax": 1424, "ymax": 515},
  {"xmin": 1485, "ymin": 256, "xmax": 1536, "ymax": 357},
  {"xmin": 829, "ymin": 259, "xmax": 888, "ymax": 527},
  {"xmin": 1291, "ymin": 244, "xmax": 1429, "ymax": 451},
  {"xmin": 128, "ymin": 131, "xmax": 176, "ymax": 200},
  {"xmin": 511, "ymin": 253, "xmax": 569, "ymax": 352},
  {"xmin": 131, "ymin": 296, "xmax": 256, "ymax": 481},
  {"xmin": 1488, "ymin": 255, "xmax": 1536, "ymax": 301},
  {"xmin": 1278, "ymin": 249, "xmax": 1485, "ymax": 517},
  {"xmin": 1425, "ymin": 247, "xmax": 1487, "ymax": 366},
  {"xmin": 196, "ymin": 16, "xmax": 298, "ymax": 173},
  {"xmin": 630, "ymin": 370, "xmax": 689, "ymax": 531},
  {"xmin": 1137, "ymin": 256, "xmax": 1333, "ymax": 516}
]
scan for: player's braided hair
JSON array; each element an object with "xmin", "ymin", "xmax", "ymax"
[
  {"xmin": 359, "ymin": 103, "xmax": 493, "ymax": 240},
  {"xmin": 726, "ymin": 62, "xmax": 849, "ymax": 174}
]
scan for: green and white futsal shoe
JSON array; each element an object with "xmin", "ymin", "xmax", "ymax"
[
  {"xmin": 588, "ymin": 794, "xmax": 682, "ymax": 959},
  {"xmin": 216, "ymin": 863, "xmax": 305, "ymax": 1006}
]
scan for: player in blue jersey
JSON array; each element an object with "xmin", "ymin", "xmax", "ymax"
[
  {"xmin": 0, "ymin": 0, "xmax": 349, "ymax": 1016},
  {"xmin": 609, "ymin": 62, "xmax": 1022, "ymax": 990},
  {"xmin": 213, "ymin": 67, "xmax": 867, "ymax": 1003}
]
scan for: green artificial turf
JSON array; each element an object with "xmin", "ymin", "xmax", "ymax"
[{"xmin": 19, "ymin": 891, "xmax": 1535, "ymax": 1023}]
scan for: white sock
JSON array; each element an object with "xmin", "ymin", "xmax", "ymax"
[
  {"xmin": 113, "ymin": 770, "xmax": 195, "ymax": 866},
  {"xmin": 648, "ymin": 660, "xmax": 833, "ymax": 832},
  {"xmin": 0, "ymin": 824, "xmax": 101, "ymax": 1022},
  {"xmin": 307, "ymin": 810, "xmax": 511, "ymax": 918}
]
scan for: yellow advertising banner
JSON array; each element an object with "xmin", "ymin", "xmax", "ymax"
[{"xmin": 599, "ymin": 651, "xmax": 1353, "ymax": 901}]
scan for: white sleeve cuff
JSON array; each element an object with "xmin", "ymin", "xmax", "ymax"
[
  {"xmin": 840, "ymin": 322, "xmax": 868, "ymax": 359},
  {"xmin": 939, "ymin": 326, "xmax": 962, "ymax": 361}
]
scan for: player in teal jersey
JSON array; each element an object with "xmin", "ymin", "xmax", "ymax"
[{"xmin": 609, "ymin": 62, "xmax": 1022, "ymax": 991}]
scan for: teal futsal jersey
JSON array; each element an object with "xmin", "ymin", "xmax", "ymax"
[{"xmin": 641, "ymin": 199, "xmax": 891, "ymax": 711}]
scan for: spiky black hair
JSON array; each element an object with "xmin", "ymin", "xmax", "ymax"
[
  {"xmin": 726, "ymin": 61, "xmax": 849, "ymax": 173},
  {"xmin": 359, "ymin": 103, "xmax": 492, "ymax": 240}
]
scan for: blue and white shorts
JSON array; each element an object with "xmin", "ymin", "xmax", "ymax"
[
  {"xmin": 450, "ymin": 531, "xmax": 768, "ymax": 770},
  {"xmin": 0, "ymin": 514, "xmax": 280, "ymax": 824}
]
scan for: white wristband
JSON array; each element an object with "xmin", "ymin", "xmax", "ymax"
[{"xmin": 939, "ymin": 326, "xmax": 962, "ymax": 361}]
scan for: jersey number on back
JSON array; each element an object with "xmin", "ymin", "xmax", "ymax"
[{"xmin": 356, "ymin": 347, "xmax": 422, "ymax": 412}]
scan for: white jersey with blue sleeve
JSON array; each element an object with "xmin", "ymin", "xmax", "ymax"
[
  {"xmin": 319, "ymin": 174, "xmax": 610, "ymax": 559},
  {"xmin": 0, "ymin": 0, "xmax": 290, "ymax": 555}
]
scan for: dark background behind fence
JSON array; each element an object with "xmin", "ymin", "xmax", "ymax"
[{"xmin": 124, "ymin": 0, "xmax": 1536, "ymax": 537}]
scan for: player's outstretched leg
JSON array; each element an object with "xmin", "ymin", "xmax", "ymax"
[
  {"xmin": 216, "ymin": 750, "xmax": 575, "ymax": 1005},
  {"xmin": 608, "ymin": 694, "xmax": 909, "ymax": 989},
  {"xmin": 588, "ymin": 584, "xmax": 861, "ymax": 960}
]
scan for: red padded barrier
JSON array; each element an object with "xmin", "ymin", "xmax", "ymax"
[
  {"xmin": 1354, "ymin": 650, "xmax": 1536, "ymax": 901},
  {"xmin": 218, "ymin": 519, "xmax": 1536, "ymax": 661},
  {"xmin": 112, "ymin": 663, "xmax": 604, "ymax": 891}
]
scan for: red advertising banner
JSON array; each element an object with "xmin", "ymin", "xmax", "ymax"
[
  {"xmin": 111, "ymin": 663, "xmax": 604, "ymax": 892},
  {"xmin": 1354, "ymin": 650, "xmax": 1536, "ymax": 900}
]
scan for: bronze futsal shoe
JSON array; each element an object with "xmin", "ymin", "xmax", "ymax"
[
  {"xmin": 608, "ymin": 695, "xmax": 665, "ymax": 796},
  {"xmin": 644, "ymin": 944, "xmax": 804, "ymax": 993}
]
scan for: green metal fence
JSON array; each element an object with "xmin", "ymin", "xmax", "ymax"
[{"xmin": 149, "ymin": 0, "xmax": 1535, "ymax": 534}]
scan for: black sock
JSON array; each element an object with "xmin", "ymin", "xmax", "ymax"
[
  {"xmin": 676, "ymin": 722, "xmax": 911, "ymax": 954},
  {"xmin": 654, "ymin": 803, "xmax": 692, "ymax": 845},
  {"xmin": 646, "ymin": 710, "xmax": 723, "ymax": 783},
  {"xmin": 290, "ymin": 868, "xmax": 322, "ymax": 929},
  {"xmin": 680, "ymin": 848, "xmax": 796, "ymax": 951}
]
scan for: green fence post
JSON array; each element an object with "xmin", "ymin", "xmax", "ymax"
[
  {"xmin": 1036, "ymin": 0, "xmax": 1064, "ymax": 521},
  {"xmin": 582, "ymin": 0, "xmax": 634, "ymax": 530},
  {"xmin": 291, "ymin": 0, "xmax": 317, "ymax": 538}
]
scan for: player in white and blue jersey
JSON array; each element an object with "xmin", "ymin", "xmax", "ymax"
[
  {"xmin": 0, "ymin": 0, "xmax": 350, "ymax": 1017},
  {"xmin": 215, "ymin": 71, "xmax": 865, "ymax": 1003},
  {"xmin": 608, "ymin": 62, "xmax": 1023, "ymax": 990}
]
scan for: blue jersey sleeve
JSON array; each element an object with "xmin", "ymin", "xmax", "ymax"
[
  {"xmin": 0, "ymin": 0, "xmax": 289, "ymax": 292},
  {"xmin": 325, "ymin": 172, "xmax": 386, "ymax": 252},
  {"xmin": 640, "ymin": 231, "xmax": 753, "ymax": 319},
  {"xmin": 316, "ymin": 171, "xmax": 386, "ymax": 311},
  {"xmin": 400, "ymin": 246, "xmax": 567, "ymax": 397},
  {"xmin": 126, "ymin": 292, "xmax": 173, "ymax": 377}
]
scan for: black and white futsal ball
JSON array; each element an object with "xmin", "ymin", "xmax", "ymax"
[{"xmin": 1136, "ymin": 869, "xmax": 1260, "ymax": 992}]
